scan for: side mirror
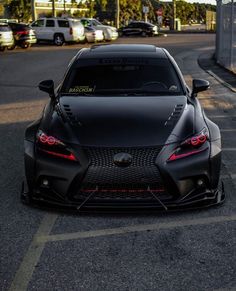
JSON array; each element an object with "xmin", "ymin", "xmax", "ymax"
[
  {"xmin": 192, "ymin": 79, "xmax": 210, "ymax": 98},
  {"xmin": 38, "ymin": 80, "xmax": 55, "ymax": 99}
]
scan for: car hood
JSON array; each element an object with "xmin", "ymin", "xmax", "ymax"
[{"xmin": 53, "ymin": 96, "xmax": 194, "ymax": 147}]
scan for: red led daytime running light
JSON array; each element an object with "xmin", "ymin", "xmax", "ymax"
[
  {"xmin": 168, "ymin": 148, "xmax": 207, "ymax": 162},
  {"xmin": 82, "ymin": 189, "xmax": 165, "ymax": 193},
  {"xmin": 40, "ymin": 149, "xmax": 76, "ymax": 161}
]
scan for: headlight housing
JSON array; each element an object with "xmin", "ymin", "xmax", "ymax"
[
  {"xmin": 36, "ymin": 130, "xmax": 77, "ymax": 161},
  {"xmin": 168, "ymin": 129, "xmax": 209, "ymax": 162}
]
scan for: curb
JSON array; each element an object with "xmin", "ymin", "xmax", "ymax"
[
  {"xmin": 198, "ymin": 52, "xmax": 236, "ymax": 93},
  {"xmin": 206, "ymin": 70, "xmax": 236, "ymax": 93}
]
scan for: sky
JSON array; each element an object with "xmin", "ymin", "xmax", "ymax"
[
  {"xmin": 162, "ymin": 0, "xmax": 216, "ymax": 5},
  {"xmin": 186, "ymin": 0, "xmax": 216, "ymax": 4}
]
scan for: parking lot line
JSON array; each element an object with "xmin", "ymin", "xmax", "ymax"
[
  {"xmin": 35, "ymin": 214, "xmax": 236, "ymax": 244},
  {"xmin": 9, "ymin": 213, "xmax": 58, "ymax": 291},
  {"xmin": 208, "ymin": 115, "xmax": 236, "ymax": 118},
  {"xmin": 223, "ymin": 148, "xmax": 236, "ymax": 151},
  {"xmin": 221, "ymin": 129, "xmax": 236, "ymax": 132}
]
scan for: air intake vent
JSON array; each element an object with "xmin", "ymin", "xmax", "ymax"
[
  {"xmin": 63, "ymin": 104, "xmax": 73, "ymax": 116},
  {"xmin": 164, "ymin": 104, "xmax": 183, "ymax": 126}
]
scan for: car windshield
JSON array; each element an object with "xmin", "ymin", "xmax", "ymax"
[
  {"xmin": 61, "ymin": 58, "xmax": 183, "ymax": 96},
  {"xmin": 91, "ymin": 19, "xmax": 102, "ymax": 26},
  {"xmin": 0, "ymin": 25, "xmax": 11, "ymax": 32}
]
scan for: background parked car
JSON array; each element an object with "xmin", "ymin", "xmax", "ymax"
[
  {"xmin": 8, "ymin": 22, "xmax": 37, "ymax": 49},
  {"xmin": 0, "ymin": 23, "xmax": 14, "ymax": 51},
  {"xmin": 31, "ymin": 17, "xmax": 85, "ymax": 46},
  {"xmin": 119, "ymin": 21, "xmax": 158, "ymax": 37},
  {"xmin": 80, "ymin": 18, "xmax": 118, "ymax": 41},
  {"xmin": 84, "ymin": 26, "xmax": 104, "ymax": 43}
]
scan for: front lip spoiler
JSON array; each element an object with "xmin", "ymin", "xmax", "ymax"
[{"xmin": 21, "ymin": 182, "xmax": 225, "ymax": 213}]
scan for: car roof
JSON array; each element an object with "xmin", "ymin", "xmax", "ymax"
[{"xmin": 77, "ymin": 44, "xmax": 167, "ymax": 59}]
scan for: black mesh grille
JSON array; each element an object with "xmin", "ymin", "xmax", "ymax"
[{"xmin": 81, "ymin": 146, "xmax": 163, "ymax": 186}]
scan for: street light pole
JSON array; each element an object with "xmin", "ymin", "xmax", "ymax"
[{"xmin": 116, "ymin": 0, "xmax": 120, "ymax": 28}]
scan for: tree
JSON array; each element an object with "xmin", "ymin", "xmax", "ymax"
[{"xmin": 8, "ymin": 0, "xmax": 31, "ymax": 22}]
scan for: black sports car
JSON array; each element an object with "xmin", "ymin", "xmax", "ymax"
[{"xmin": 22, "ymin": 44, "xmax": 224, "ymax": 211}]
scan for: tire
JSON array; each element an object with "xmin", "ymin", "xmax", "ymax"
[
  {"xmin": 0, "ymin": 47, "xmax": 5, "ymax": 52},
  {"xmin": 20, "ymin": 42, "xmax": 31, "ymax": 49},
  {"xmin": 7, "ymin": 44, "xmax": 16, "ymax": 50},
  {"xmin": 141, "ymin": 31, "xmax": 146, "ymax": 37},
  {"xmin": 54, "ymin": 34, "xmax": 65, "ymax": 46}
]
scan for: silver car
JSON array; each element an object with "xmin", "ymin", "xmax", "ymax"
[
  {"xmin": 80, "ymin": 18, "xmax": 118, "ymax": 41},
  {"xmin": 84, "ymin": 26, "xmax": 104, "ymax": 43},
  {"xmin": 0, "ymin": 24, "xmax": 14, "ymax": 51}
]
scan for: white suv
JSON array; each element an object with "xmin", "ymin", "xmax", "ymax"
[
  {"xmin": 80, "ymin": 18, "xmax": 118, "ymax": 41},
  {"xmin": 31, "ymin": 18, "xmax": 85, "ymax": 46}
]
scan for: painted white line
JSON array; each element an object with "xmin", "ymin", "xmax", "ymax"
[
  {"xmin": 223, "ymin": 148, "xmax": 236, "ymax": 151},
  {"xmin": 9, "ymin": 213, "xmax": 58, "ymax": 291},
  {"xmin": 36, "ymin": 215, "xmax": 236, "ymax": 244},
  {"xmin": 220, "ymin": 174, "xmax": 230, "ymax": 179},
  {"xmin": 213, "ymin": 287, "xmax": 236, "ymax": 291},
  {"xmin": 221, "ymin": 129, "xmax": 236, "ymax": 132},
  {"xmin": 208, "ymin": 115, "xmax": 236, "ymax": 118}
]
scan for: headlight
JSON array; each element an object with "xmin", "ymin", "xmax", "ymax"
[
  {"xmin": 167, "ymin": 129, "xmax": 209, "ymax": 162},
  {"xmin": 37, "ymin": 130, "xmax": 77, "ymax": 161}
]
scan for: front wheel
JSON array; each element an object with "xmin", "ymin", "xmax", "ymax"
[
  {"xmin": 0, "ymin": 46, "xmax": 5, "ymax": 52},
  {"xmin": 54, "ymin": 34, "xmax": 65, "ymax": 46}
]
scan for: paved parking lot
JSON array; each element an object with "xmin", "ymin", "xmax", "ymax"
[{"xmin": 0, "ymin": 34, "xmax": 236, "ymax": 291}]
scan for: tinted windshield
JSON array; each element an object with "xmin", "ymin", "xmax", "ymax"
[{"xmin": 61, "ymin": 58, "xmax": 183, "ymax": 96}]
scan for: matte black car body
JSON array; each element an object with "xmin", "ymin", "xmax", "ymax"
[
  {"xmin": 8, "ymin": 22, "xmax": 37, "ymax": 49},
  {"xmin": 119, "ymin": 21, "xmax": 158, "ymax": 37},
  {"xmin": 22, "ymin": 44, "xmax": 224, "ymax": 212}
]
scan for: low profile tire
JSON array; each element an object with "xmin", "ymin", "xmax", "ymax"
[
  {"xmin": 0, "ymin": 47, "xmax": 5, "ymax": 52},
  {"xmin": 54, "ymin": 34, "xmax": 65, "ymax": 46}
]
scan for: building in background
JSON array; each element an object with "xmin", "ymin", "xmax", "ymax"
[
  {"xmin": 216, "ymin": 0, "xmax": 236, "ymax": 73},
  {"xmin": 33, "ymin": 0, "xmax": 89, "ymax": 19}
]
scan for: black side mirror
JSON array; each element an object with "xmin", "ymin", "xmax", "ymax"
[
  {"xmin": 38, "ymin": 80, "xmax": 55, "ymax": 99},
  {"xmin": 192, "ymin": 79, "xmax": 210, "ymax": 98}
]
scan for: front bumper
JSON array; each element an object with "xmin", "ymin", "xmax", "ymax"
[
  {"xmin": 23, "ymin": 139, "xmax": 224, "ymax": 212},
  {"xmin": 21, "ymin": 180, "xmax": 225, "ymax": 212}
]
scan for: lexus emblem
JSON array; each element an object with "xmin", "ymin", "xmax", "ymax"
[{"xmin": 113, "ymin": 153, "xmax": 132, "ymax": 167}]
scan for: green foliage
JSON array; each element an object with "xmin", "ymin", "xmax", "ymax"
[
  {"xmin": 6, "ymin": 0, "xmax": 216, "ymax": 25},
  {"xmin": 94, "ymin": 0, "xmax": 216, "ymax": 26},
  {"xmin": 160, "ymin": 1, "xmax": 216, "ymax": 25},
  {"xmin": 8, "ymin": 0, "xmax": 31, "ymax": 22},
  {"xmin": 94, "ymin": 0, "xmax": 143, "ymax": 25}
]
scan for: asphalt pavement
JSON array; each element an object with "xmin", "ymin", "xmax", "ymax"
[{"xmin": 0, "ymin": 34, "xmax": 236, "ymax": 291}]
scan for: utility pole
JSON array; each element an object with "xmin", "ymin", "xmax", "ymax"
[
  {"xmin": 52, "ymin": 0, "xmax": 56, "ymax": 17},
  {"xmin": 31, "ymin": 0, "xmax": 36, "ymax": 21},
  {"xmin": 172, "ymin": 0, "xmax": 176, "ymax": 30},
  {"xmin": 116, "ymin": 0, "xmax": 120, "ymax": 28}
]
